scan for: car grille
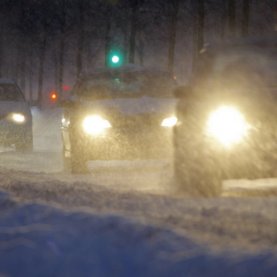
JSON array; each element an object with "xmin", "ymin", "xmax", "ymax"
[{"xmin": 110, "ymin": 113, "xmax": 161, "ymax": 129}]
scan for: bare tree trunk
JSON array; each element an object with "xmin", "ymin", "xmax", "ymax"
[
  {"xmin": 122, "ymin": 9, "xmax": 129, "ymax": 64},
  {"xmin": 19, "ymin": 40, "xmax": 26, "ymax": 94},
  {"xmin": 129, "ymin": 0, "xmax": 139, "ymax": 63},
  {"xmin": 104, "ymin": 16, "xmax": 111, "ymax": 67},
  {"xmin": 219, "ymin": 1, "xmax": 227, "ymax": 40},
  {"xmin": 76, "ymin": 0, "xmax": 85, "ymax": 78},
  {"xmin": 15, "ymin": 36, "xmax": 22, "ymax": 85},
  {"xmin": 53, "ymin": 47, "xmax": 59, "ymax": 90},
  {"xmin": 167, "ymin": 0, "xmax": 179, "ymax": 74},
  {"xmin": 0, "ymin": 40, "xmax": 3, "ymax": 78},
  {"xmin": 227, "ymin": 0, "xmax": 236, "ymax": 37},
  {"xmin": 28, "ymin": 50, "xmax": 33, "ymax": 103},
  {"xmin": 192, "ymin": 0, "xmax": 205, "ymax": 72},
  {"xmin": 241, "ymin": 0, "xmax": 250, "ymax": 36},
  {"xmin": 0, "ymin": 21, "xmax": 4, "ymax": 78},
  {"xmin": 137, "ymin": 30, "xmax": 144, "ymax": 65},
  {"xmin": 37, "ymin": 34, "xmax": 47, "ymax": 106},
  {"xmin": 58, "ymin": 34, "xmax": 65, "ymax": 95},
  {"xmin": 58, "ymin": 0, "xmax": 66, "ymax": 94}
]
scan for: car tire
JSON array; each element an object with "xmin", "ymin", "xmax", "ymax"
[
  {"xmin": 67, "ymin": 139, "xmax": 89, "ymax": 174},
  {"xmin": 174, "ymin": 132, "xmax": 222, "ymax": 197}
]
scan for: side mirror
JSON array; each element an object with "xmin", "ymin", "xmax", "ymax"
[{"xmin": 174, "ymin": 85, "xmax": 192, "ymax": 98}]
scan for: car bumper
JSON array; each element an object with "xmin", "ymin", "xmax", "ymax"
[
  {"xmin": 0, "ymin": 121, "xmax": 32, "ymax": 145},
  {"xmin": 65, "ymin": 126, "xmax": 174, "ymax": 160},
  {"xmin": 201, "ymin": 137, "xmax": 275, "ymax": 179},
  {"xmin": 175, "ymin": 125, "xmax": 277, "ymax": 180}
]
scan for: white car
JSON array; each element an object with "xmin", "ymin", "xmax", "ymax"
[
  {"xmin": 0, "ymin": 79, "xmax": 33, "ymax": 151},
  {"xmin": 61, "ymin": 65, "xmax": 177, "ymax": 173}
]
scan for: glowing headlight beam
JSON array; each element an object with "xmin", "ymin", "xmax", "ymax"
[
  {"xmin": 161, "ymin": 116, "xmax": 177, "ymax": 128},
  {"xmin": 206, "ymin": 106, "xmax": 250, "ymax": 147},
  {"xmin": 11, "ymin": 113, "xmax": 26, "ymax": 123},
  {"xmin": 82, "ymin": 115, "xmax": 111, "ymax": 136}
]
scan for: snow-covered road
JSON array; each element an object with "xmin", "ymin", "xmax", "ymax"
[
  {"xmin": 1, "ymin": 107, "xmax": 277, "ymax": 195},
  {"xmin": 0, "ymin": 107, "xmax": 277, "ymax": 276},
  {"xmin": 0, "ymin": 107, "xmax": 175, "ymax": 195}
]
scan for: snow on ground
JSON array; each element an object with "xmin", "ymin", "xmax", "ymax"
[
  {"xmin": 0, "ymin": 107, "xmax": 277, "ymax": 276},
  {"xmin": 0, "ymin": 168, "xmax": 277, "ymax": 276}
]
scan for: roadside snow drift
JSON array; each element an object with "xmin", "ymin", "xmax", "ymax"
[{"xmin": 0, "ymin": 191, "xmax": 277, "ymax": 277}]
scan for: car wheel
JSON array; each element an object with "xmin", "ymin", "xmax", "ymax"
[
  {"xmin": 174, "ymin": 134, "xmax": 222, "ymax": 197},
  {"xmin": 68, "ymin": 140, "xmax": 89, "ymax": 174}
]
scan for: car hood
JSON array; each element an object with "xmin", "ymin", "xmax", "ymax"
[
  {"xmin": 78, "ymin": 96, "xmax": 177, "ymax": 116},
  {"xmin": 0, "ymin": 101, "xmax": 31, "ymax": 119}
]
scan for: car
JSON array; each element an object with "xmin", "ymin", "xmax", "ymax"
[
  {"xmin": 0, "ymin": 79, "xmax": 33, "ymax": 151},
  {"xmin": 173, "ymin": 36, "xmax": 277, "ymax": 196},
  {"xmin": 61, "ymin": 65, "xmax": 177, "ymax": 173}
]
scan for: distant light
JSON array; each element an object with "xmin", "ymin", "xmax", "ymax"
[
  {"xmin": 107, "ymin": 49, "xmax": 124, "ymax": 68},
  {"xmin": 111, "ymin": 55, "xmax": 120, "ymax": 64},
  {"xmin": 62, "ymin": 85, "xmax": 71, "ymax": 91},
  {"xmin": 50, "ymin": 91, "xmax": 58, "ymax": 102}
]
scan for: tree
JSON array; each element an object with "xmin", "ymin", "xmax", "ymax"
[
  {"xmin": 241, "ymin": 0, "xmax": 251, "ymax": 36},
  {"xmin": 128, "ymin": 0, "xmax": 140, "ymax": 63},
  {"xmin": 76, "ymin": 0, "xmax": 85, "ymax": 77},
  {"xmin": 192, "ymin": 0, "xmax": 205, "ymax": 71},
  {"xmin": 167, "ymin": 0, "xmax": 180, "ymax": 74},
  {"xmin": 227, "ymin": 0, "xmax": 236, "ymax": 37}
]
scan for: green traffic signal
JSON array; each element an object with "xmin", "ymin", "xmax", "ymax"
[
  {"xmin": 111, "ymin": 55, "xmax": 120, "ymax": 64},
  {"xmin": 107, "ymin": 49, "xmax": 124, "ymax": 68}
]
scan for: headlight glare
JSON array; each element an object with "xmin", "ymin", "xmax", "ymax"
[
  {"xmin": 82, "ymin": 115, "xmax": 111, "ymax": 135},
  {"xmin": 10, "ymin": 113, "xmax": 26, "ymax": 124},
  {"xmin": 161, "ymin": 116, "xmax": 177, "ymax": 128},
  {"xmin": 206, "ymin": 106, "xmax": 250, "ymax": 147}
]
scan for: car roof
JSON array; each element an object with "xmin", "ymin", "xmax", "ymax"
[
  {"xmin": 78, "ymin": 64, "xmax": 173, "ymax": 82},
  {"xmin": 202, "ymin": 35, "xmax": 277, "ymax": 54}
]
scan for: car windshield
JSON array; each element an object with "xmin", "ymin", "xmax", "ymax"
[
  {"xmin": 0, "ymin": 84, "xmax": 24, "ymax": 101},
  {"xmin": 77, "ymin": 72, "xmax": 176, "ymax": 99}
]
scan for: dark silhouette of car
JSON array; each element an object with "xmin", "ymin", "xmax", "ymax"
[
  {"xmin": 174, "ymin": 36, "xmax": 277, "ymax": 196},
  {"xmin": 0, "ymin": 79, "xmax": 33, "ymax": 151},
  {"xmin": 61, "ymin": 65, "xmax": 177, "ymax": 173}
]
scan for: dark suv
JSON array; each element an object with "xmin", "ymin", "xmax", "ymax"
[
  {"xmin": 174, "ymin": 36, "xmax": 277, "ymax": 196},
  {"xmin": 61, "ymin": 65, "xmax": 177, "ymax": 173}
]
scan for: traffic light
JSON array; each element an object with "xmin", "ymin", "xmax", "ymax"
[{"xmin": 106, "ymin": 49, "xmax": 124, "ymax": 68}]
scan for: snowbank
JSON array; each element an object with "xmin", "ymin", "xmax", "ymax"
[{"xmin": 0, "ymin": 191, "xmax": 276, "ymax": 277}]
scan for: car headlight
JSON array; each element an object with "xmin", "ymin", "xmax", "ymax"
[
  {"xmin": 206, "ymin": 105, "xmax": 251, "ymax": 147},
  {"xmin": 9, "ymin": 113, "xmax": 26, "ymax": 124},
  {"xmin": 82, "ymin": 115, "xmax": 111, "ymax": 136},
  {"xmin": 161, "ymin": 116, "xmax": 177, "ymax": 128}
]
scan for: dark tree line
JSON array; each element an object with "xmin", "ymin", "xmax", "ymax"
[{"xmin": 0, "ymin": 0, "xmax": 275, "ymax": 105}]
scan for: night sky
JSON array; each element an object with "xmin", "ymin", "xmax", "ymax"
[{"xmin": 0, "ymin": 0, "xmax": 276, "ymax": 102}]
